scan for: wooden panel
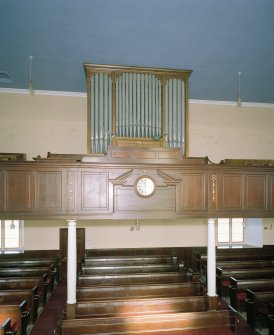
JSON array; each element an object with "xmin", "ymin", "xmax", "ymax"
[
  {"xmin": 6, "ymin": 170, "xmax": 32, "ymax": 211},
  {"xmin": 218, "ymin": 174, "xmax": 243, "ymax": 210},
  {"xmin": 0, "ymin": 171, "xmax": 4, "ymax": 211},
  {"xmin": 81, "ymin": 172, "xmax": 109, "ymax": 211},
  {"xmin": 115, "ymin": 186, "xmax": 175, "ymax": 214},
  {"xmin": 35, "ymin": 171, "xmax": 63, "ymax": 210},
  {"xmin": 245, "ymin": 174, "xmax": 267, "ymax": 210},
  {"xmin": 178, "ymin": 173, "xmax": 206, "ymax": 211},
  {"xmin": 269, "ymin": 174, "xmax": 274, "ymax": 210}
]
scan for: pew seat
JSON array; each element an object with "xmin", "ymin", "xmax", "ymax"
[
  {"xmin": 75, "ymin": 295, "xmax": 209, "ymax": 318},
  {"xmin": 61, "ymin": 308, "xmax": 237, "ymax": 335}
]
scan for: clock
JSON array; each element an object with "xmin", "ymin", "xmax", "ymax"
[{"xmin": 135, "ymin": 176, "xmax": 155, "ymax": 197}]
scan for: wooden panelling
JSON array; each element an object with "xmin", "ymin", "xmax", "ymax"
[
  {"xmin": 0, "ymin": 171, "xmax": 4, "ymax": 211},
  {"xmin": 115, "ymin": 186, "xmax": 175, "ymax": 214},
  {"xmin": 217, "ymin": 174, "xmax": 243, "ymax": 210},
  {"xmin": 178, "ymin": 173, "xmax": 206, "ymax": 212},
  {"xmin": 245, "ymin": 174, "xmax": 267, "ymax": 210},
  {"xmin": 80, "ymin": 171, "xmax": 110, "ymax": 212},
  {"xmin": 1, "ymin": 158, "xmax": 274, "ymax": 219},
  {"xmin": 35, "ymin": 171, "xmax": 63, "ymax": 211},
  {"xmin": 6, "ymin": 170, "xmax": 32, "ymax": 211},
  {"xmin": 269, "ymin": 174, "xmax": 274, "ymax": 210}
]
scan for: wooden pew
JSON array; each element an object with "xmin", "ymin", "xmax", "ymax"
[
  {"xmin": 0, "ymin": 287, "xmax": 40, "ymax": 322},
  {"xmin": 61, "ymin": 307, "xmax": 238, "ymax": 335},
  {"xmin": 245, "ymin": 289, "xmax": 274, "ymax": 329},
  {"xmin": 81, "ymin": 263, "xmax": 180, "ymax": 275},
  {"xmin": 0, "ymin": 275, "xmax": 48, "ymax": 305},
  {"xmin": 0, "ymin": 300, "xmax": 29, "ymax": 335},
  {"xmin": 75, "ymin": 295, "xmax": 209, "ymax": 318},
  {"xmin": 229, "ymin": 277, "xmax": 274, "ymax": 311},
  {"xmin": 77, "ymin": 281, "xmax": 205, "ymax": 301},
  {"xmin": 268, "ymin": 305, "xmax": 274, "ymax": 335},
  {"xmin": 0, "ymin": 265, "xmax": 55, "ymax": 293},
  {"xmin": 216, "ymin": 267, "xmax": 274, "ymax": 296},
  {"xmin": 84, "ymin": 255, "xmax": 178, "ymax": 266},
  {"xmin": 0, "ymin": 318, "xmax": 15, "ymax": 335},
  {"xmin": 216, "ymin": 259, "xmax": 274, "ymax": 270},
  {"xmin": 0, "ymin": 257, "xmax": 60, "ymax": 284},
  {"xmin": 78, "ymin": 271, "xmax": 189, "ymax": 286},
  {"xmin": 196, "ymin": 252, "xmax": 274, "ymax": 275}
]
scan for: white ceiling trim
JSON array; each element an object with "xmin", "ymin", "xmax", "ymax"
[{"xmin": 1, "ymin": 88, "xmax": 274, "ymax": 108}]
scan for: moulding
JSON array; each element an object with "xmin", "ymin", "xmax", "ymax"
[{"xmin": 0, "ymin": 87, "xmax": 274, "ymax": 108}]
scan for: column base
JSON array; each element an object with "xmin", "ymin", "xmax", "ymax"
[
  {"xmin": 207, "ymin": 295, "xmax": 218, "ymax": 310},
  {"xmin": 66, "ymin": 302, "xmax": 76, "ymax": 319}
]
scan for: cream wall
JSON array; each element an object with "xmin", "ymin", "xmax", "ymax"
[
  {"xmin": 189, "ymin": 101, "xmax": 274, "ymax": 162},
  {"xmin": 0, "ymin": 91, "xmax": 87, "ymax": 160},
  {"xmin": 24, "ymin": 219, "xmax": 208, "ymax": 250},
  {"xmin": 1, "ymin": 90, "xmax": 274, "ymax": 249},
  {"xmin": 24, "ymin": 218, "xmax": 274, "ymax": 250}
]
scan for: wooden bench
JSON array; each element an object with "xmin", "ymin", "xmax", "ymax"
[
  {"xmin": 61, "ymin": 307, "xmax": 238, "ymax": 335},
  {"xmin": 81, "ymin": 263, "xmax": 180, "ymax": 275},
  {"xmin": 0, "ymin": 287, "xmax": 40, "ymax": 323},
  {"xmin": 0, "ymin": 300, "xmax": 29, "ymax": 335},
  {"xmin": 216, "ymin": 267, "xmax": 274, "ymax": 296},
  {"xmin": 0, "ymin": 265, "xmax": 55, "ymax": 293},
  {"xmin": 0, "ymin": 318, "xmax": 15, "ymax": 335},
  {"xmin": 75, "ymin": 295, "xmax": 209, "ymax": 318},
  {"xmin": 78, "ymin": 271, "xmax": 189, "ymax": 286},
  {"xmin": 196, "ymin": 252, "xmax": 274, "ymax": 275},
  {"xmin": 245, "ymin": 289, "xmax": 274, "ymax": 329},
  {"xmin": 0, "ymin": 257, "xmax": 60, "ymax": 284},
  {"xmin": 0, "ymin": 275, "xmax": 48, "ymax": 305},
  {"xmin": 229, "ymin": 277, "xmax": 274, "ymax": 311},
  {"xmin": 77, "ymin": 281, "xmax": 205, "ymax": 301},
  {"xmin": 84, "ymin": 255, "xmax": 178, "ymax": 266},
  {"xmin": 268, "ymin": 313, "xmax": 274, "ymax": 335},
  {"xmin": 216, "ymin": 259, "xmax": 274, "ymax": 270}
]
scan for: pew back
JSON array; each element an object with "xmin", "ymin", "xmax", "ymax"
[
  {"xmin": 77, "ymin": 282, "xmax": 205, "ymax": 301},
  {"xmin": 78, "ymin": 272, "xmax": 188, "ymax": 286}
]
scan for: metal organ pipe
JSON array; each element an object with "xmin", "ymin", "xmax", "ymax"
[
  {"xmin": 165, "ymin": 78, "xmax": 185, "ymax": 151},
  {"xmin": 90, "ymin": 73, "xmax": 112, "ymax": 154},
  {"xmin": 115, "ymin": 73, "xmax": 162, "ymax": 140}
]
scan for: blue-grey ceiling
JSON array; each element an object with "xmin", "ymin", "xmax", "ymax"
[{"xmin": 1, "ymin": 0, "xmax": 274, "ymax": 103}]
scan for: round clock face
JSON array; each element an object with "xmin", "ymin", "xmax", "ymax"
[{"xmin": 135, "ymin": 176, "xmax": 155, "ymax": 197}]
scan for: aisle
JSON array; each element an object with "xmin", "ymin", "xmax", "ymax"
[{"xmin": 29, "ymin": 280, "xmax": 67, "ymax": 335}]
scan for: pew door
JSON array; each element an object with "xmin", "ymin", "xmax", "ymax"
[{"xmin": 59, "ymin": 228, "xmax": 85, "ymax": 280}]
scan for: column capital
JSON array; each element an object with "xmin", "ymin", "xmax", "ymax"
[
  {"xmin": 67, "ymin": 220, "xmax": 77, "ymax": 226},
  {"xmin": 208, "ymin": 218, "xmax": 216, "ymax": 224}
]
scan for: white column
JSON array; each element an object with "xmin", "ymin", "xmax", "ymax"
[
  {"xmin": 67, "ymin": 220, "xmax": 77, "ymax": 305},
  {"xmin": 207, "ymin": 218, "xmax": 216, "ymax": 296}
]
